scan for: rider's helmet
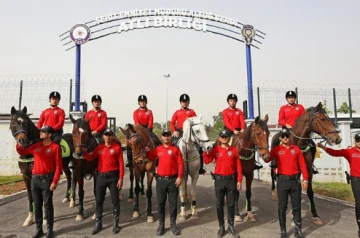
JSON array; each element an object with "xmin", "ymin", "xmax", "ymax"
[
  {"xmin": 179, "ymin": 94, "xmax": 190, "ymax": 102},
  {"xmin": 280, "ymin": 128, "xmax": 291, "ymax": 137},
  {"xmin": 285, "ymin": 90, "xmax": 297, "ymax": 99},
  {"xmin": 227, "ymin": 93, "xmax": 238, "ymax": 102},
  {"xmin": 49, "ymin": 91, "xmax": 61, "ymax": 100},
  {"xmin": 355, "ymin": 133, "xmax": 360, "ymax": 140},
  {"xmin": 138, "ymin": 95, "xmax": 148, "ymax": 102},
  {"xmin": 91, "ymin": 95, "xmax": 102, "ymax": 103},
  {"xmin": 219, "ymin": 129, "xmax": 231, "ymax": 137}
]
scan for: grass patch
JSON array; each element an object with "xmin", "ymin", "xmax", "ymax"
[
  {"xmin": 0, "ymin": 176, "xmax": 23, "ymax": 185},
  {"xmin": 312, "ymin": 181, "xmax": 354, "ymax": 202}
]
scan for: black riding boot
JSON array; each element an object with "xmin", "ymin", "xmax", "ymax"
[
  {"xmin": 294, "ymin": 214, "xmax": 304, "ymax": 238},
  {"xmin": 312, "ymin": 165, "xmax": 319, "ymax": 174},
  {"xmin": 227, "ymin": 206, "xmax": 240, "ymax": 238},
  {"xmin": 254, "ymin": 161, "xmax": 263, "ymax": 170},
  {"xmin": 199, "ymin": 148, "xmax": 207, "ymax": 175},
  {"xmin": 32, "ymin": 219, "xmax": 44, "ymax": 238},
  {"xmin": 45, "ymin": 208, "xmax": 54, "ymax": 238},
  {"xmin": 216, "ymin": 206, "xmax": 226, "ymax": 238},
  {"xmin": 156, "ymin": 219, "xmax": 165, "ymax": 236},
  {"xmin": 170, "ymin": 217, "xmax": 180, "ymax": 235},
  {"xmin": 278, "ymin": 209, "xmax": 287, "ymax": 238},
  {"xmin": 92, "ymin": 205, "xmax": 103, "ymax": 235},
  {"xmin": 125, "ymin": 149, "xmax": 132, "ymax": 168},
  {"xmin": 112, "ymin": 208, "xmax": 120, "ymax": 234}
]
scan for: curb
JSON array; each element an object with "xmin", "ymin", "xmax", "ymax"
[{"xmin": 0, "ymin": 179, "xmax": 66, "ymax": 206}]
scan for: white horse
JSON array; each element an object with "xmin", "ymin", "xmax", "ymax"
[{"xmin": 178, "ymin": 116, "xmax": 213, "ymax": 221}]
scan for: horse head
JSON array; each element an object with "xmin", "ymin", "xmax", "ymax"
[
  {"xmin": 182, "ymin": 115, "xmax": 213, "ymax": 152},
  {"xmin": 251, "ymin": 115, "xmax": 270, "ymax": 160},
  {"xmin": 304, "ymin": 102, "xmax": 342, "ymax": 145},
  {"xmin": 120, "ymin": 123, "xmax": 151, "ymax": 164},
  {"xmin": 70, "ymin": 114, "xmax": 92, "ymax": 158},
  {"xmin": 10, "ymin": 106, "xmax": 39, "ymax": 147}
]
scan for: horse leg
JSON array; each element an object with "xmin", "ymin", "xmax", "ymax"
[
  {"xmin": 234, "ymin": 189, "xmax": 242, "ymax": 222},
  {"xmin": 70, "ymin": 169, "xmax": 76, "ymax": 208},
  {"xmin": 179, "ymin": 176, "xmax": 187, "ymax": 221},
  {"xmin": 75, "ymin": 175, "xmax": 85, "ymax": 221},
  {"xmin": 62, "ymin": 158, "xmax": 72, "ymax": 203},
  {"xmin": 190, "ymin": 172, "xmax": 200, "ymax": 220},
  {"xmin": 146, "ymin": 172, "xmax": 154, "ymax": 223},
  {"xmin": 91, "ymin": 172, "xmax": 97, "ymax": 220},
  {"xmin": 308, "ymin": 177, "xmax": 322, "ymax": 225},
  {"xmin": 140, "ymin": 171, "xmax": 146, "ymax": 198},
  {"xmin": 23, "ymin": 174, "xmax": 34, "ymax": 226},
  {"xmin": 246, "ymin": 174, "xmax": 256, "ymax": 222},
  {"xmin": 271, "ymin": 168, "xmax": 278, "ymax": 201},
  {"xmin": 132, "ymin": 172, "xmax": 141, "ymax": 218},
  {"xmin": 128, "ymin": 167, "xmax": 134, "ymax": 202}
]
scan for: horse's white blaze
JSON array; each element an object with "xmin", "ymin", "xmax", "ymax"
[
  {"xmin": 78, "ymin": 128, "xmax": 84, "ymax": 133},
  {"xmin": 17, "ymin": 118, "xmax": 24, "ymax": 123}
]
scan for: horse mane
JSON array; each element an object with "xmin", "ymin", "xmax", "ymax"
[{"xmin": 182, "ymin": 117, "xmax": 194, "ymax": 143}]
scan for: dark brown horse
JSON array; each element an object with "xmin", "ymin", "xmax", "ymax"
[
  {"xmin": 270, "ymin": 102, "xmax": 342, "ymax": 225},
  {"xmin": 9, "ymin": 106, "xmax": 73, "ymax": 226},
  {"xmin": 69, "ymin": 115, "xmax": 99, "ymax": 221},
  {"xmin": 120, "ymin": 124, "xmax": 156, "ymax": 223},
  {"xmin": 215, "ymin": 115, "xmax": 270, "ymax": 222}
]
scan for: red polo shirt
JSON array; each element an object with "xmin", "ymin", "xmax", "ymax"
[
  {"xmin": 222, "ymin": 107, "xmax": 246, "ymax": 131},
  {"xmin": 203, "ymin": 146, "xmax": 242, "ymax": 182},
  {"xmin": 146, "ymin": 144, "xmax": 184, "ymax": 178},
  {"xmin": 170, "ymin": 108, "xmax": 197, "ymax": 132},
  {"xmin": 85, "ymin": 109, "xmax": 108, "ymax": 132},
  {"xmin": 133, "ymin": 108, "xmax": 154, "ymax": 129},
  {"xmin": 266, "ymin": 144, "xmax": 309, "ymax": 180},
  {"xmin": 37, "ymin": 107, "xmax": 65, "ymax": 131},
  {"xmin": 84, "ymin": 143, "xmax": 124, "ymax": 179},
  {"xmin": 16, "ymin": 142, "xmax": 62, "ymax": 184},
  {"xmin": 278, "ymin": 104, "xmax": 305, "ymax": 127},
  {"xmin": 324, "ymin": 147, "xmax": 360, "ymax": 177}
]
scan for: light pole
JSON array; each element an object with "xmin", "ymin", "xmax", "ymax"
[{"xmin": 164, "ymin": 74, "xmax": 170, "ymax": 129}]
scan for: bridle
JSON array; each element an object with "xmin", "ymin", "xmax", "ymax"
[
  {"xmin": 128, "ymin": 133, "xmax": 151, "ymax": 160},
  {"xmin": 233, "ymin": 124, "xmax": 270, "ymax": 154},
  {"xmin": 181, "ymin": 122, "xmax": 210, "ymax": 161},
  {"xmin": 73, "ymin": 128, "xmax": 97, "ymax": 153},
  {"xmin": 10, "ymin": 116, "xmax": 34, "ymax": 146}
]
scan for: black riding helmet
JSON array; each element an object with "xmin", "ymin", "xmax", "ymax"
[
  {"xmin": 179, "ymin": 94, "xmax": 190, "ymax": 102},
  {"xmin": 49, "ymin": 91, "xmax": 61, "ymax": 100},
  {"xmin": 138, "ymin": 95, "xmax": 148, "ymax": 102},
  {"xmin": 227, "ymin": 93, "xmax": 238, "ymax": 102},
  {"xmin": 91, "ymin": 95, "xmax": 102, "ymax": 103},
  {"xmin": 285, "ymin": 90, "xmax": 297, "ymax": 98},
  {"xmin": 355, "ymin": 133, "xmax": 360, "ymax": 140}
]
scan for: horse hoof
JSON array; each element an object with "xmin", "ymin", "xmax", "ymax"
[
  {"xmin": 92, "ymin": 214, "xmax": 96, "ymax": 220},
  {"xmin": 178, "ymin": 215, "xmax": 186, "ymax": 222},
  {"xmin": 312, "ymin": 217, "xmax": 323, "ymax": 225},
  {"xmin": 133, "ymin": 212, "xmax": 140, "ymax": 218},
  {"xmin": 235, "ymin": 215, "xmax": 243, "ymax": 222},
  {"xmin": 248, "ymin": 215, "xmax": 256, "ymax": 223},
  {"xmin": 128, "ymin": 198, "xmax": 133, "ymax": 202},
  {"xmin": 69, "ymin": 201, "xmax": 75, "ymax": 208},
  {"xmin": 147, "ymin": 216, "xmax": 154, "ymax": 223},
  {"xmin": 75, "ymin": 215, "xmax": 84, "ymax": 221},
  {"xmin": 43, "ymin": 219, "xmax": 47, "ymax": 226},
  {"xmin": 271, "ymin": 191, "xmax": 278, "ymax": 201},
  {"xmin": 190, "ymin": 214, "xmax": 199, "ymax": 220},
  {"xmin": 62, "ymin": 197, "xmax": 70, "ymax": 203}
]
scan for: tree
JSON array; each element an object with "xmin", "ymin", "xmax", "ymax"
[
  {"xmin": 207, "ymin": 111, "xmax": 224, "ymax": 141},
  {"xmin": 336, "ymin": 102, "xmax": 356, "ymax": 114},
  {"xmin": 322, "ymin": 100, "xmax": 332, "ymax": 114}
]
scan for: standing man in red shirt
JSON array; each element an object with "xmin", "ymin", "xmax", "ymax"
[
  {"xmin": 16, "ymin": 126, "xmax": 62, "ymax": 238},
  {"xmin": 170, "ymin": 93, "xmax": 206, "ymax": 174},
  {"xmin": 84, "ymin": 128, "xmax": 124, "ymax": 235},
  {"xmin": 145, "ymin": 129, "xmax": 184, "ymax": 236},
  {"xmin": 278, "ymin": 91, "xmax": 305, "ymax": 129},
  {"xmin": 264, "ymin": 128, "xmax": 308, "ymax": 238},
  {"xmin": 317, "ymin": 134, "xmax": 360, "ymax": 237},
  {"xmin": 37, "ymin": 91, "xmax": 65, "ymax": 145},
  {"xmin": 126, "ymin": 95, "xmax": 161, "ymax": 168},
  {"xmin": 203, "ymin": 129, "xmax": 242, "ymax": 238},
  {"xmin": 85, "ymin": 95, "xmax": 108, "ymax": 143}
]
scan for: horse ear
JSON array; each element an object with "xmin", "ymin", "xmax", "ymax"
[
  {"xmin": 119, "ymin": 127, "xmax": 126, "ymax": 135},
  {"xmin": 255, "ymin": 116, "xmax": 260, "ymax": 124},
  {"xmin": 128, "ymin": 124, "xmax": 136, "ymax": 133},
  {"xmin": 264, "ymin": 114, "xmax": 269, "ymax": 123},
  {"xmin": 69, "ymin": 114, "xmax": 77, "ymax": 124},
  {"xmin": 315, "ymin": 102, "xmax": 322, "ymax": 112},
  {"xmin": 11, "ymin": 106, "xmax": 16, "ymax": 115},
  {"xmin": 22, "ymin": 106, "xmax": 27, "ymax": 114}
]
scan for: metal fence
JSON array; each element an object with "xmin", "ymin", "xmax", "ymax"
[
  {"xmin": 249, "ymin": 80, "xmax": 360, "ymax": 127},
  {"xmin": 0, "ymin": 74, "xmax": 85, "ymax": 117}
]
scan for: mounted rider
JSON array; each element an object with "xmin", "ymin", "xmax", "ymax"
[
  {"xmin": 170, "ymin": 93, "xmax": 206, "ymax": 175},
  {"xmin": 222, "ymin": 93, "xmax": 263, "ymax": 170},
  {"xmin": 85, "ymin": 95, "xmax": 108, "ymax": 143}
]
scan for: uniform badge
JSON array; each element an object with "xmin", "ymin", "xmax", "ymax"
[
  {"xmin": 186, "ymin": 111, "xmax": 190, "ymax": 114},
  {"xmin": 110, "ymin": 149, "xmax": 114, "ymax": 154},
  {"xmin": 46, "ymin": 148, "xmax": 51, "ymax": 154},
  {"xmin": 168, "ymin": 150, "xmax": 173, "ymax": 155},
  {"xmin": 296, "ymin": 107, "xmax": 299, "ymax": 111},
  {"xmin": 228, "ymin": 151, "xmax": 233, "ymax": 156},
  {"xmin": 235, "ymin": 111, "xmax": 239, "ymax": 115},
  {"xmin": 98, "ymin": 113, "xmax": 101, "ymax": 117},
  {"xmin": 291, "ymin": 149, "xmax": 295, "ymax": 155},
  {"xmin": 54, "ymin": 110, "xmax": 58, "ymax": 114}
]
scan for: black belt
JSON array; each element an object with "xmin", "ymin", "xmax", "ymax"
[
  {"xmin": 351, "ymin": 176, "xmax": 360, "ymax": 181},
  {"xmin": 156, "ymin": 174, "xmax": 178, "ymax": 180},
  {"xmin": 98, "ymin": 170, "xmax": 118, "ymax": 177},
  {"xmin": 32, "ymin": 172, "xmax": 54, "ymax": 180},
  {"xmin": 214, "ymin": 174, "xmax": 235, "ymax": 180},
  {"xmin": 277, "ymin": 174, "xmax": 300, "ymax": 180}
]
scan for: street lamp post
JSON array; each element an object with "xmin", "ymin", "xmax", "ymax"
[{"xmin": 164, "ymin": 74, "xmax": 170, "ymax": 129}]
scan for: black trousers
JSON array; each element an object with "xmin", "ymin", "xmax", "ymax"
[
  {"xmin": 96, "ymin": 174, "xmax": 120, "ymax": 214},
  {"xmin": 215, "ymin": 178, "xmax": 236, "ymax": 225},
  {"xmin": 156, "ymin": 177, "xmax": 179, "ymax": 222},
  {"xmin": 277, "ymin": 177, "xmax": 302, "ymax": 224},
  {"xmin": 351, "ymin": 177, "xmax": 360, "ymax": 231},
  {"xmin": 31, "ymin": 176, "xmax": 54, "ymax": 228},
  {"xmin": 51, "ymin": 129, "xmax": 63, "ymax": 145}
]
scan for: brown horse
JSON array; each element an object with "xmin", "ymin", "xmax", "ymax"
[
  {"xmin": 120, "ymin": 123, "xmax": 156, "ymax": 223},
  {"xmin": 270, "ymin": 102, "xmax": 342, "ymax": 225},
  {"xmin": 9, "ymin": 106, "xmax": 73, "ymax": 226},
  {"xmin": 69, "ymin": 115, "xmax": 99, "ymax": 221},
  {"xmin": 215, "ymin": 115, "xmax": 270, "ymax": 222}
]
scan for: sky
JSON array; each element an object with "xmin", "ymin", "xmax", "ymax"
[{"xmin": 1, "ymin": 0, "xmax": 359, "ymax": 127}]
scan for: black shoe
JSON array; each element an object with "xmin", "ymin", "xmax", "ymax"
[
  {"xmin": 112, "ymin": 225, "xmax": 120, "ymax": 234},
  {"xmin": 92, "ymin": 223, "xmax": 102, "ymax": 235},
  {"xmin": 217, "ymin": 225, "xmax": 226, "ymax": 238},
  {"xmin": 294, "ymin": 231, "xmax": 304, "ymax": 238},
  {"xmin": 156, "ymin": 224, "xmax": 165, "ymax": 236},
  {"xmin": 170, "ymin": 224, "xmax": 180, "ymax": 235},
  {"xmin": 68, "ymin": 161, "xmax": 75, "ymax": 170},
  {"xmin": 280, "ymin": 232, "xmax": 287, "ymax": 238},
  {"xmin": 199, "ymin": 167, "xmax": 207, "ymax": 175},
  {"xmin": 254, "ymin": 162, "xmax": 263, "ymax": 170},
  {"xmin": 227, "ymin": 226, "xmax": 240, "ymax": 238},
  {"xmin": 45, "ymin": 229, "xmax": 54, "ymax": 238},
  {"xmin": 312, "ymin": 165, "xmax": 319, "ymax": 175},
  {"xmin": 32, "ymin": 228, "xmax": 44, "ymax": 238}
]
